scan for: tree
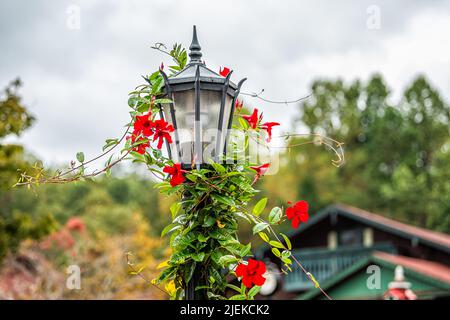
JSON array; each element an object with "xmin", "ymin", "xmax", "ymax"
[
  {"xmin": 0, "ymin": 79, "xmax": 56, "ymax": 261},
  {"xmin": 264, "ymin": 74, "xmax": 450, "ymax": 232}
]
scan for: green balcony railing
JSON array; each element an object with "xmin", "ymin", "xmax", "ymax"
[{"xmin": 284, "ymin": 242, "xmax": 396, "ymax": 291}]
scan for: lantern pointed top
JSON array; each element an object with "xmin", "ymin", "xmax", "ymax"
[{"xmin": 189, "ymin": 25, "xmax": 202, "ymax": 63}]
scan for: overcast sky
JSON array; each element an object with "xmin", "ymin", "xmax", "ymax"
[{"xmin": 1, "ymin": 0, "xmax": 450, "ymax": 167}]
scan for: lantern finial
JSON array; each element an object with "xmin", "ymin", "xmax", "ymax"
[{"xmin": 189, "ymin": 25, "xmax": 202, "ymax": 63}]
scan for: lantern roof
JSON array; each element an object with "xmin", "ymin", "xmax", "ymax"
[{"xmin": 166, "ymin": 26, "xmax": 237, "ymax": 89}]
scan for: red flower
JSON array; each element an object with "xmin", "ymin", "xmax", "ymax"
[
  {"xmin": 286, "ymin": 200, "xmax": 309, "ymax": 228},
  {"xmin": 260, "ymin": 122, "xmax": 280, "ymax": 142},
  {"xmin": 128, "ymin": 131, "xmax": 150, "ymax": 154},
  {"xmin": 219, "ymin": 67, "xmax": 231, "ymax": 77},
  {"xmin": 152, "ymin": 119, "xmax": 174, "ymax": 149},
  {"xmin": 133, "ymin": 112, "xmax": 153, "ymax": 137},
  {"xmin": 160, "ymin": 62, "xmax": 164, "ymax": 71},
  {"xmin": 235, "ymin": 99, "xmax": 243, "ymax": 110},
  {"xmin": 163, "ymin": 163, "xmax": 187, "ymax": 187},
  {"xmin": 242, "ymin": 108, "xmax": 262, "ymax": 129},
  {"xmin": 249, "ymin": 163, "xmax": 270, "ymax": 183},
  {"xmin": 66, "ymin": 217, "xmax": 85, "ymax": 233},
  {"xmin": 235, "ymin": 259, "xmax": 266, "ymax": 288}
]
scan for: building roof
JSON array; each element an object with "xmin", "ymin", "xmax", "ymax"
[
  {"xmin": 284, "ymin": 204, "xmax": 450, "ymax": 254},
  {"xmin": 373, "ymin": 251, "xmax": 450, "ymax": 285},
  {"xmin": 299, "ymin": 251, "xmax": 450, "ymax": 300},
  {"xmin": 336, "ymin": 204, "xmax": 450, "ymax": 250}
]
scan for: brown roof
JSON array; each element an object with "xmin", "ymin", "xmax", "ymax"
[
  {"xmin": 336, "ymin": 204, "xmax": 450, "ymax": 250},
  {"xmin": 374, "ymin": 251, "xmax": 450, "ymax": 285}
]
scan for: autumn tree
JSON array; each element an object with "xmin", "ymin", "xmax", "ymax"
[{"xmin": 264, "ymin": 74, "xmax": 450, "ymax": 232}]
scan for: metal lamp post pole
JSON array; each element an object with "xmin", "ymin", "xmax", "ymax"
[{"xmin": 159, "ymin": 25, "xmax": 246, "ymax": 300}]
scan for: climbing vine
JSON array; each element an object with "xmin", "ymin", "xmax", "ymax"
[{"xmin": 16, "ymin": 42, "xmax": 344, "ymax": 300}]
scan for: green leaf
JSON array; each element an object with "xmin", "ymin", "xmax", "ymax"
[
  {"xmin": 258, "ymin": 232, "xmax": 270, "ymax": 242},
  {"xmin": 210, "ymin": 229, "xmax": 233, "ymax": 241},
  {"xmin": 103, "ymin": 138, "xmax": 119, "ymax": 151},
  {"xmin": 209, "ymin": 267, "xmax": 223, "ymax": 285},
  {"xmin": 130, "ymin": 151, "xmax": 146, "ymax": 163},
  {"xmin": 127, "ymin": 96, "xmax": 139, "ymax": 108},
  {"xmin": 281, "ymin": 250, "xmax": 291, "ymax": 259},
  {"xmin": 232, "ymin": 211, "xmax": 251, "ymax": 223},
  {"xmin": 153, "ymin": 98, "xmax": 173, "ymax": 104},
  {"xmin": 76, "ymin": 152, "xmax": 85, "ymax": 163},
  {"xmin": 203, "ymin": 215, "xmax": 216, "ymax": 227},
  {"xmin": 280, "ymin": 232, "xmax": 292, "ymax": 250},
  {"xmin": 173, "ymin": 213, "xmax": 187, "ymax": 224},
  {"xmin": 240, "ymin": 243, "xmax": 252, "ymax": 257},
  {"xmin": 161, "ymin": 224, "xmax": 181, "ymax": 237},
  {"xmin": 268, "ymin": 207, "xmax": 282, "ymax": 224},
  {"xmin": 226, "ymin": 284, "xmax": 242, "ymax": 293},
  {"xmin": 229, "ymin": 294, "xmax": 246, "ymax": 300},
  {"xmin": 269, "ymin": 240, "xmax": 285, "ymax": 249},
  {"xmin": 170, "ymin": 251, "xmax": 191, "ymax": 264},
  {"xmin": 238, "ymin": 117, "xmax": 249, "ymax": 130},
  {"xmin": 191, "ymin": 252, "xmax": 205, "ymax": 262},
  {"xmin": 271, "ymin": 247, "xmax": 281, "ymax": 257},
  {"xmin": 185, "ymin": 262, "xmax": 196, "ymax": 283},
  {"xmin": 252, "ymin": 222, "xmax": 269, "ymax": 234},
  {"xmin": 218, "ymin": 255, "xmax": 238, "ymax": 267},
  {"xmin": 185, "ymin": 173, "xmax": 197, "ymax": 182},
  {"xmin": 170, "ymin": 202, "xmax": 182, "ymax": 219},
  {"xmin": 197, "ymin": 234, "xmax": 209, "ymax": 242},
  {"xmin": 211, "ymin": 193, "xmax": 235, "ymax": 207},
  {"xmin": 211, "ymin": 162, "xmax": 226, "ymax": 173},
  {"xmin": 248, "ymin": 286, "xmax": 261, "ymax": 299},
  {"xmin": 252, "ymin": 198, "xmax": 267, "ymax": 216}
]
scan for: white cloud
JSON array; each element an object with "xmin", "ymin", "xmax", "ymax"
[{"xmin": 1, "ymin": 0, "xmax": 449, "ymax": 166}]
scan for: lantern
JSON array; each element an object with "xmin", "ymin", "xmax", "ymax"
[{"xmin": 159, "ymin": 26, "xmax": 246, "ymax": 170}]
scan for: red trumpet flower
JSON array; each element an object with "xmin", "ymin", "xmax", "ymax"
[
  {"xmin": 286, "ymin": 200, "xmax": 310, "ymax": 228},
  {"xmin": 235, "ymin": 259, "xmax": 266, "ymax": 289},
  {"xmin": 163, "ymin": 163, "xmax": 187, "ymax": 187},
  {"xmin": 260, "ymin": 122, "xmax": 280, "ymax": 142},
  {"xmin": 241, "ymin": 108, "xmax": 262, "ymax": 129},
  {"xmin": 152, "ymin": 119, "xmax": 174, "ymax": 149},
  {"xmin": 249, "ymin": 163, "xmax": 270, "ymax": 183},
  {"xmin": 235, "ymin": 99, "xmax": 243, "ymax": 110},
  {"xmin": 133, "ymin": 112, "xmax": 153, "ymax": 137},
  {"xmin": 128, "ymin": 131, "xmax": 150, "ymax": 155},
  {"xmin": 219, "ymin": 67, "xmax": 231, "ymax": 77}
]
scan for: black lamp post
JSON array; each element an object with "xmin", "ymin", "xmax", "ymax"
[
  {"xmin": 158, "ymin": 26, "xmax": 247, "ymax": 300},
  {"xmin": 159, "ymin": 25, "xmax": 246, "ymax": 170}
]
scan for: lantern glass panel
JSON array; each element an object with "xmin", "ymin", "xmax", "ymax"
[
  {"xmin": 218, "ymin": 94, "xmax": 233, "ymax": 161},
  {"xmin": 199, "ymin": 90, "xmax": 222, "ymax": 163},
  {"xmin": 162, "ymin": 88, "xmax": 233, "ymax": 166},
  {"xmin": 162, "ymin": 90, "xmax": 195, "ymax": 164}
]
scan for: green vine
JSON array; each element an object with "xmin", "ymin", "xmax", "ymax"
[{"xmin": 16, "ymin": 42, "xmax": 339, "ymax": 300}]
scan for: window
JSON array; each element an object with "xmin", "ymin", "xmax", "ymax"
[
  {"xmin": 339, "ymin": 229, "xmax": 363, "ymax": 246},
  {"xmin": 363, "ymin": 228, "xmax": 374, "ymax": 247},
  {"xmin": 328, "ymin": 231, "xmax": 338, "ymax": 250}
]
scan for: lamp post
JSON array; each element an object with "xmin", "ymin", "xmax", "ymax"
[
  {"xmin": 159, "ymin": 25, "xmax": 246, "ymax": 170},
  {"xmin": 159, "ymin": 26, "xmax": 247, "ymax": 300}
]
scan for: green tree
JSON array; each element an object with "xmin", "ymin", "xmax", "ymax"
[
  {"xmin": 264, "ymin": 74, "xmax": 449, "ymax": 232},
  {"xmin": 0, "ymin": 79, "xmax": 56, "ymax": 261}
]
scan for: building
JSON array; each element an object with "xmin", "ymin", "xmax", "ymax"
[{"xmin": 256, "ymin": 204, "xmax": 450, "ymax": 300}]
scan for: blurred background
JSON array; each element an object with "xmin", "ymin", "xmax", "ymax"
[{"xmin": 0, "ymin": 0, "xmax": 449, "ymax": 299}]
